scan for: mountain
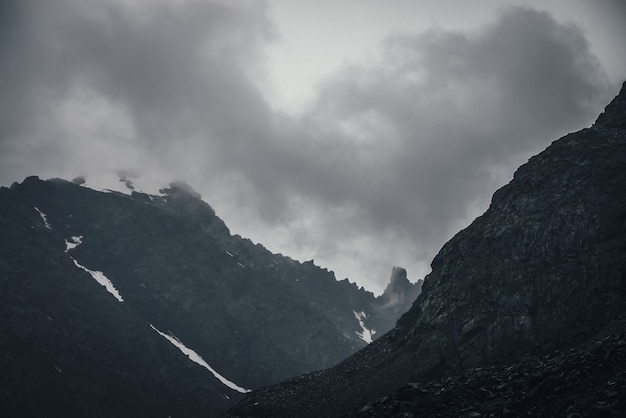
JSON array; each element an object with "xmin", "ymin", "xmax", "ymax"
[
  {"xmin": 227, "ymin": 82, "xmax": 626, "ymax": 417},
  {"xmin": 0, "ymin": 174, "xmax": 420, "ymax": 416}
]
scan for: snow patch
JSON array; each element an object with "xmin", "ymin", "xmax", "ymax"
[
  {"xmin": 34, "ymin": 207, "xmax": 52, "ymax": 229},
  {"xmin": 80, "ymin": 171, "xmax": 167, "ymax": 197},
  {"xmin": 64, "ymin": 236, "xmax": 83, "ymax": 252},
  {"xmin": 237, "ymin": 262, "xmax": 245, "ymax": 268},
  {"xmin": 64, "ymin": 235, "xmax": 122, "ymax": 302},
  {"xmin": 353, "ymin": 310, "xmax": 376, "ymax": 344},
  {"xmin": 149, "ymin": 324, "xmax": 250, "ymax": 394},
  {"xmin": 71, "ymin": 258, "xmax": 124, "ymax": 302},
  {"xmin": 225, "ymin": 250, "xmax": 235, "ymax": 257},
  {"xmin": 70, "ymin": 257, "xmax": 124, "ymax": 302}
]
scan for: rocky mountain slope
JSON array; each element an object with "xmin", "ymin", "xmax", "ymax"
[
  {"xmin": 227, "ymin": 82, "xmax": 626, "ymax": 417},
  {"xmin": 350, "ymin": 320, "xmax": 626, "ymax": 417},
  {"xmin": 0, "ymin": 174, "xmax": 420, "ymax": 417}
]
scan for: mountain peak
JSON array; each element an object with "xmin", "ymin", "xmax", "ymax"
[
  {"xmin": 593, "ymin": 80, "xmax": 626, "ymax": 130},
  {"xmin": 0, "ymin": 174, "xmax": 419, "ymax": 416},
  {"xmin": 381, "ymin": 266, "xmax": 409, "ymax": 298},
  {"xmin": 375, "ymin": 266, "xmax": 422, "ymax": 317}
]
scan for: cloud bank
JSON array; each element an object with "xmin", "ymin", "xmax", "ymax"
[{"xmin": 0, "ymin": 1, "xmax": 616, "ymax": 293}]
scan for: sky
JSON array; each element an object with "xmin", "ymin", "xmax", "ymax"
[{"xmin": 1, "ymin": 0, "xmax": 625, "ymax": 294}]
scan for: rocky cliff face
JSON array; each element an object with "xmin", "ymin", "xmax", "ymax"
[
  {"xmin": 0, "ymin": 175, "xmax": 418, "ymax": 417},
  {"xmin": 227, "ymin": 82, "xmax": 626, "ymax": 417}
]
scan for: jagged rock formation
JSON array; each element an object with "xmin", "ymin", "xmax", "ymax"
[
  {"xmin": 226, "ymin": 82, "xmax": 626, "ymax": 417},
  {"xmin": 0, "ymin": 175, "xmax": 419, "ymax": 417},
  {"xmin": 371, "ymin": 267, "xmax": 421, "ymax": 332}
]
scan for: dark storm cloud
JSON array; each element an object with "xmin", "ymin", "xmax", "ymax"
[
  {"xmin": 0, "ymin": 0, "xmax": 275, "ymax": 179},
  {"xmin": 233, "ymin": 7, "xmax": 612, "ymax": 273},
  {"xmin": 0, "ymin": 2, "xmax": 615, "ymax": 291},
  {"xmin": 291, "ymin": 8, "xmax": 610, "ymax": 238}
]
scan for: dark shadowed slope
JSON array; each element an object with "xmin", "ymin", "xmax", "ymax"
[
  {"xmin": 227, "ymin": 81, "xmax": 626, "ymax": 417},
  {"xmin": 0, "ymin": 174, "xmax": 419, "ymax": 417}
]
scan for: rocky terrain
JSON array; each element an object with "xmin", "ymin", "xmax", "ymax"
[
  {"xmin": 0, "ymin": 173, "xmax": 420, "ymax": 416},
  {"xmin": 351, "ymin": 320, "xmax": 626, "ymax": 417},
  {"xmin": 226, "ymin": 83, "xmax": 626, "ymax": 417}
]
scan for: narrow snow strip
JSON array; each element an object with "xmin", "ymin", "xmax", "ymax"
[
  {"xmin": 70, "ymin": 258, "xmax": 124, "ymax": 302},
  {"xmin": 64, "ymin": 236, "xmax": 83, "ymax": 252},
  {"xmin": 353, "ymin": 310, "xmax": 376, "ymax": 344},
  {"xmin": 149, "ymin": 324, "xmax": 250, "ymax": 393},
  {"xmin": 225, "ymin": 250, "xmax": 235, "ymax": 257},
  {"xmin": 64, "ymin": 235, "xmax": 123, "ymax": 302},
  {"xmin": 237, "ymin": 262, "xmax": 245, "ymax": 268},
  {"xmin": 34, "ymin": 207, "xmax": 52, "ymax": 229},
  {"xmin": 82, "ymin": 184, "xmax": 121, "ymax": 195}
]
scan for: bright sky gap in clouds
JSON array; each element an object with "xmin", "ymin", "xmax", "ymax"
[{"xmin": 1, "ymin": 0, "xmax": 625, "ymax": 294}]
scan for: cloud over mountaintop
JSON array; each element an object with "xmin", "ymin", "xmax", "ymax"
[{"xmin": 0, "ymin": 0, "xmax": 616, "ymax": 292}]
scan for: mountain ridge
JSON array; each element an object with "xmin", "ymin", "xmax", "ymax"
[
  {"xmin": 0, "ymin": 174, "xmax": 420, "ymax": 416},
  {"xmin": 226, "ymin": 81, "xmax": 626, "ymax": 417}
]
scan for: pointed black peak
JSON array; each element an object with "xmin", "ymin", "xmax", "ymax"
[
  {"xmin": 389, "ymin": 266, "xmax": 408, "ymax": 287},
  {"xmin": 593, "ymin": 80, "xmax": 626, "ymax": 130},
  {"xmin": 380, "ymin": 266, "xmax": 412, "ymax": 304}
]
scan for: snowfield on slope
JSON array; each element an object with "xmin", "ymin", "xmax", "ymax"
[
  {"xmin": 150, "ymin": 324, "xmax": 250, "ymax": 394},
  {"xmin": 354, "ymin": 310, "xmax": 376, "ymax": 344},
  {"xmin": 65, "ymin": 235, "xmax": 124, "ymax": 302},
  {"xmin": 34, "ymin": 207, "xmax": 52, "ymax": 229}
]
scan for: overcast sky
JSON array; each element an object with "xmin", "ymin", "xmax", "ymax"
[{"xmin": 1, "ymin": 0, "xmax": 625, "ymax": 294}]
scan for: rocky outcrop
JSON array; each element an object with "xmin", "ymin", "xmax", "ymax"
[
  {"xmin": 227, "ymin": 82, "xmax": 626, "ymax": 417},
  {"xmin": 382, "ymin": 267, "xmax": 421, "ymax": 308},
  {"xmin": 369, "ymin": 267, "xmax": 422, "ymax": 333}
]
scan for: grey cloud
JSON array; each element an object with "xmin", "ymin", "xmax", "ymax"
[
  {"xmin": 225, "ymin": 7, "xmax": 613, "ymax": 289},
  {"xmin": 0, "ymin": 3, "xmax": 616, "ymax": 292},
  {"xmin": 0, "ymin": 0, "xmax": 275, "ymax": 180},
  {"xmin": 265, "ymin": 7, "xmax": 611, "ymax": 245}
]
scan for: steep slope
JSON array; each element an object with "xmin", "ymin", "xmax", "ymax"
[
  {"xmin": 0, "ymin": 176, "xmax": 419, "ymax": 416},
  {"xmin": 227, "ymin": 82, "xmax": 626, "ymax": 417}
]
